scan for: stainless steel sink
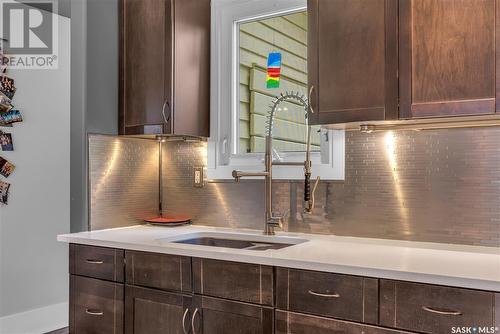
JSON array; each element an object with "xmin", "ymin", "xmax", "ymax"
[{"xmin": 158, "ymin": 232, "xmax": 308, "ymax": 251}]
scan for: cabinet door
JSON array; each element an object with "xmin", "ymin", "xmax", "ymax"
[
  {"xmin": 172, "ymin": 0, "xmax": 210, "ymax": 137},
  {"xmin": 399, "ymin": 0, "xmax": 499, "ymax": 118},
  {"xmin": 124, "ymin": 285, "xmax": 192, "ymax": 334},
  {"xmin": 119, "ymin": 0, "xmax": 172, "ymax": 135},
  {"xmin": 70, "ymin": 275, "xmax": 124, "ymax": 334},
  {"xmin": 276, "ymin": 310, "xmax": 416, "ymax": 334},
  {"xmin": 191, "ymin": 296, "xmax": 274, "ymax": 334},
  {"xmin": 308, "ymin": 0, "xmax": 398, "ymax": 124}
]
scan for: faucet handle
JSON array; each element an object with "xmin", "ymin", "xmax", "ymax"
[
  {"xmin": 265, "ymin": 215, "xmax": 283, "ymax": 235},
  {"xmin": 304, "ymin": 172, "xmax": 311, "ymax": 202},
  {"xmin": 304, "ymin": 176, "xmax": 320, "ymax": 214},
  {"xmin": 232, "ymin": 170, "xmax": 241, "ymax": 182},
  {"xmin": 268, "ymin": 215, "xmax": 283, "ymax": 229}
]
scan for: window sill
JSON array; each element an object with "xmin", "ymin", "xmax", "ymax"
[
  {"xmin": 207, "ymin": 130, "xmax": 345, "ymax": 181},
  {"xmin": 207, "ymin": 163, "xmax": 344, "ymax": 181}
]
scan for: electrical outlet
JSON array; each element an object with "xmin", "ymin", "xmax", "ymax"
[{"xmin": 194, "ymin": 167, "xmax": 204, "ymax": 187}]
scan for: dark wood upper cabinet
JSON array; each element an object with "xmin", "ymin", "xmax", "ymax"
[
  {"xmin": 399, "ymin": 0, "xmax": 499, "ymax": 119},
  {"xmin": 308, "ymin": 0, "xmax": 398, "ymax": 125},
  {"xmin": 309, "ymin": 0, "xmax": 500, "ymax": 125},
  {"xmin": 119, "ymin": 0, "xmax": 210, "ymax": 137}
]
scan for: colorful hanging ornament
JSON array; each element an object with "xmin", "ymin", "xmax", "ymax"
[{"xmin": 266, "ymin": 52, "xmax": 282, "ymax": 89}]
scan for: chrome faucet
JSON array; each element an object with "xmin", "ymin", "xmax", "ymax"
[{"xmin": 232, "ymin": 91, "xmax": 320, "ymax": 235}]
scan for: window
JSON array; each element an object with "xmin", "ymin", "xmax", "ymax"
[
  {"xmin": 208, "ymin": 0, "xmax": 344, "ymax": 180},
  {"xmin": 237, "ymin": 11, "xmax": 321, "ymax": 154}
]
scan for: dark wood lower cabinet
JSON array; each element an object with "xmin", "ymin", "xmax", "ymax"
[
  {"xmin": 70, "ymin": 275, "xmax": 124, "ymax": 334},
  {"xmin": 124, "ymin": 285, "xmax": 192, "ymax": 334},
  {"xmin": 192, "ymin": 295, "xmax": 274, "ymax": 334},
  {"xmin": 275, "ymin": 310, "xmax": 415, "ymax": 334},
  {"xmin": 68, "ymin": 245, "xmax": 499, "ymax": 334}
]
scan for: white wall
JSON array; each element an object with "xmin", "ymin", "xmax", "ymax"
[
  {"xmin": 71, "ymin": 0, "xmax": 119, "ymax": 233},
  {"xmin": 0, "ymin": 5, "xmax": 71, "ymax": 334}
]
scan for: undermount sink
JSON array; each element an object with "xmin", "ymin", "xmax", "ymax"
[{"xmin": 157, "ymin": 232, "xmax": 308, "ymax": 251}]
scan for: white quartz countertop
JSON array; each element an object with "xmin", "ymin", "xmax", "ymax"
[{"xmin": 57, "ymin": 225, "xmax": 500, "ymax": 292}]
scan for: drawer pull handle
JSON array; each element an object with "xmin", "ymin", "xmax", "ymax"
[
  {"xmin": 308, "ymin": 290, "xmax": 340, "ymax": 298},
  {"xmin": 85, "ymin": 309, "xmax": 104, "ymax": 316},
  {"xmin": 85, "ymin": 259, "xmax": 104, "ymax": 264},
  {"xmin": 191, "ymin": 308, "xmax": 200, "ymax": 334},
  {"xmin": 422, "ymin": 306, "xmax": 462, "ymax": 316},
  {"xmin": 182, "ymin": 308, "xmax": 189, "ymax": 334}
]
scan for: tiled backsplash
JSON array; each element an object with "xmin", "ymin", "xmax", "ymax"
[
  {"xmin": 162, "ymin": 128, "xmax": 500, "ymax": 247},
  {"xmin": 89, "ymin": 128, "xmax": 500, "ymax": 247},
  {"xmin": 89, "ymin": 135, "xmax": 159, "ymax": 230}
]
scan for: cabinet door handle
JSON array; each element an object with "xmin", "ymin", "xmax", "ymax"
[
  {"xmin": 422, "ymin": 306, "xmax": 462, "ymax": 316},
  {"xmin": 308, "ymin": 290, "xmax": 340, "ymax": 298},
  {"xmin": 85, "ymin": 259, "xmax": 104, "ymax": 264},
  {"xmin": 85, "ymin": 308, "xmax": 104, "ymax": 316},
  {"xmin": 182, "ymin": 308, "xmax": 189, "ymax": 334},
  {"xmin": 191, "ymin": 308, "xmax": 200, "ymax": 334},
  {"xmin": 308, "ymin": 85, "xmax": 315, "ymax": 114},
  {"xmin": 161, "ymin": 99, "xmax": 171, "ymax": 123}
]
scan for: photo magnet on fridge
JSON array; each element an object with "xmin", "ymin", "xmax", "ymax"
[
  {"xmin": 0, "ymin": 76, "xmax": 15, "ymax": 100},
  {"xmin": 0, "ymin": 109, "xmax": 22, "ymax": 125},
  {"xmin": 0, "ymin": 180, "xmax": 10, "ymax": 204},
  {"xmin": 0, "ymin": 156, "xmax": 15, "ymax": 177},
  {"xmin": 0, "ymin": 92, "xmax": 13, "ymax": 113},
  {"xmin": 0, "ymin": 132, "xmax": 13, "ymax": 151}
]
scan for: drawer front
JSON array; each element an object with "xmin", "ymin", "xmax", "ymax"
[
  {"xmin": 380, "ymin": 280, "xmax": 494, "ymax": 334},
  {"xmin": 276, "ymin": 268, "xmax": 378, "ymax": 323},
  {"xmin": 125, "ymin": 250, "xmax": 192, "ymax": 293},
  {"xmin": 276, "ymin": 310, "xmax": 416, "ymax": 334},
  {"xmin": 70, "ymin": 244, "xmax": 124, "ymax": 282},
  {"xmin": 70, "ymin": 275, "xmax": 124, "ymax": 334},
  {"xmin": 193, "ymin": 258, "xmax": 274, "ymax": 306}
]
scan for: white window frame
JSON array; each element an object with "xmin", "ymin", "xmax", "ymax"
[{"xmin": 208, "ymin": 0, "xmax": 345, "ymax": 180}]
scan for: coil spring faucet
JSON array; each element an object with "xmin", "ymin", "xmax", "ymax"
[{"xmin": 232, "ymin": 90, "xmax": 320, "ymax": 235}]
